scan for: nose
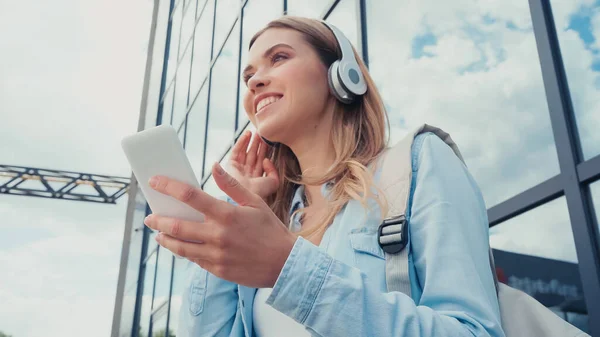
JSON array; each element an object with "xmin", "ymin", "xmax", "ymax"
[{"xmin": 248, "ymin": 71, "xmax": 271, "ymax": 92}]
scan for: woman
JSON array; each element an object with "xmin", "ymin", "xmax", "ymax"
[{"xmin": 144, "ymin": 16, "xmax": 505, "ymax": 337}]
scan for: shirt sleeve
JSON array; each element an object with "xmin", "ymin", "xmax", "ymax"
[
  {"xmin": 265, "ymin": 134, "xmax": 505, "ymax": 337},
  {"xmin": 177, "ymin": 195, "xmax": 244, "ymax": 337}
]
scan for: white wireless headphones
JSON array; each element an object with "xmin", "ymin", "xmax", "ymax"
[{"xmin": 320, "ymin": 21, "xmax": 367, "ymax": 104}]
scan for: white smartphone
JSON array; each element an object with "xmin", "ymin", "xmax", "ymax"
[{"xmin": 121, "ymin": 124, "xmax": 205, "ymax": 223}]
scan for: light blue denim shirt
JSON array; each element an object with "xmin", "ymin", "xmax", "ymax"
[{"xmin": 177, "ymin": 133, "xmax": 505, "ymax": 337}]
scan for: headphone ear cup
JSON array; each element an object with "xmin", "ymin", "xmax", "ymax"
[{"xmin": 327, "ymin": 61, "xmax": 354, "ymax": 104}]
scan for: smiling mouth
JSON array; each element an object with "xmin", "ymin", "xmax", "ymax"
[{"xmin": 256, "ymin": 96, "xmax": 283, "ymax": 114}]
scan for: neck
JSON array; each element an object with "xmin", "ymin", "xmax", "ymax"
[{"xmin": 288, "ymin": 110, "xmax": 336, "ymax": 206}]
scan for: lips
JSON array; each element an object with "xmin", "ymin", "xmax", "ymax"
[
  {"xmin": 254, "ymin": 93, "xmax": 283, "ymax": 114},
  {"xmin": 257, "ymin": 96, "xmax": 282, "ymax": 114}
]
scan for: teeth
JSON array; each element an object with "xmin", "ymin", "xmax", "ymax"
[{"xmin": 257, "ymin": 96, "xmax": 281, "ymax": 112}]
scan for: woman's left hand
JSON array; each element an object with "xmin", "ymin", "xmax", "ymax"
[{"xmin": 143, "ymin": 162, "xmax": 298, "ymax": 288}]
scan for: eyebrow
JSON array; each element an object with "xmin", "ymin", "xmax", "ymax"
[{"xmin": 242, "ymin": 43, "xmax": 295, "ymax": 75}]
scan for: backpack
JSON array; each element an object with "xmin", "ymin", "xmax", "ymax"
[{"xmin": 376, "ymin": 124, "xmax": 590, "ymax": 337}]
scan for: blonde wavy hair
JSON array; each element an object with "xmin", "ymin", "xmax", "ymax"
[{"xmin": 249, "ymin": 16, "xmax": 390, "ymax": 241}]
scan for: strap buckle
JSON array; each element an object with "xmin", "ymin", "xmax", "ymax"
[{"xmin": 377, "ymin": 215, "xmax": 408, "ymax": 254}]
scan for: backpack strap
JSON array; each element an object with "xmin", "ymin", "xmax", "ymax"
[{"xmin": 377, "ymin": 124, "xmax": 467, "ymax": 297}]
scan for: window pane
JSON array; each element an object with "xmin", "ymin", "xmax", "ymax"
[
  {"xmin": 178, "ymin": 121, "xmax": 186, "ymax": 142},
  {"xmin": 152, "ymin": 248, "xmax": 174, "ymax": 311},
  {"xmin": 119, "ymin": 283, "xmax": 138, "ymax": 337},
  {"xmin": 172, "ymin": 47, "xmax": 193, "ymax": 128},
  {"xmin": 145, "ymin": 0, "xmax": 172, "ymax": 130},
  {"xmin": 197, "ymin": 0, "xmax": 210, "ymax": 20},
  {"xmin": 160, "ymin": 86, "xmax": 175, "ymax": 126},
  {"xmin": 185, "ymin": 86, "xmax": 208, "ymax": 178},
  {"xmin": 125, "ymin": 189, "xmax": 148, "ymax": 291},
  {"xmin": 287, "ymin": 0, "xmax": 330, "ymax": 18},
  {"xmin": 139, "ymin": 249, "xmax": 158, "ymax": 337},
  {"xmin": 204, "ymin": 22, "xmax": 240, "ymax": 178},
  {"xmin": 202, "ymin": 146, "xmax": 233, "ymax": 197},
  {"xmin": 169, "ymin": 258, "xmax": 194, "ymax": 336},
  {"xmin": 180, "ymin": 1, "xmax": 197, "ymax": 54},
  {"xmin": 325, "ymin": 0, "xmax": 358, "ymax": 47},
  {"xmin": 151, "ymin": 311, "xmax": 169, "ymax": 337},
  {"xmin": 592, "ymin": 181, "xmax": 600, "ymax": 239},
  {"xmin": 120, "ymin": 190, "xmax": 149, "ymax": 336},
  {"xmin": 490, "ymin": 197, "xmax": 589, "ymax": 333},
  {"xmin": 166, "ymin": 4, "xmax": 183, "ymax": 87},
  {"xmin": 491, "ymin": 197, "xmax": 577, "ymax": 262},
  {"xmin": 214, "ymin": 0, "xmax": 240, "ymax": 54},
  {"xmin": 550, "ymin": 0, "xmax": 600, "ymax": 160},
  {"xmin": 189, "ymin": 0, "xmax": 214, "ymax": 102},
  {"xmin": 366, "ymin": 1, "xmax": 560, "ymax": 207},
  {"xmin": 238, "ymin": 0, "xmax": 283, "ymax": 130},
  {"xmin": 202, "ymin": 176, "xmax": 220, "ymax": 196}
]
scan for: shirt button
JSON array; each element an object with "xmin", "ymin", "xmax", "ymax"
[{"xmin": 241, "ymin": 300, "xmax": 245, "ymax": 307}]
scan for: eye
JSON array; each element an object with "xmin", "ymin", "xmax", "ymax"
[
  {"xmin": 243, "ymin": 73, "xmax": 253, "ymax": 85},
  {"xmin": 243, "ymin": 53, "xmax": 288, "ymax": 85},
  {"xmin": 270, "ymin": 52, "xmax": 288, "ymax": 64}
]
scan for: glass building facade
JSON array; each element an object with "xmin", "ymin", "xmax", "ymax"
[{"xmin": 112, "ymin": 0, "xmax": 600, "ymax": 336}]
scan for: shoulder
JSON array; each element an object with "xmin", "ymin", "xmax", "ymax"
[{"xmin": 411, "ymin": 131, "xmax": 466, "ymax": 174}]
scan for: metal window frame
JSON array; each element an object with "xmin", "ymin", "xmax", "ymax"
[
  {"xmin": 133, "ymin": 229, "xmax": 158, "ymax": 337},
  {"xmin": 200, "ymin": 20, "xmax": 243, "ymax": 177},
  {"xmin": 357, "ymin": 0, "xmax": 368, "ymax": 67},
  {"xmin": 144, "ymin": 246, "xmax": 160, "ymax": 337},
  {"xmin": 164, "ymin": 255, "xmax": 177, "ymax": 337},
  {"xmin": 168, "ymin": 5, "xmax": 186, "ymax": 126},
  {"xmin": 234, "ymin": 4, "xmax": 244, "ymax": 132},
  {"xmin": 200, "ymin": 0, "xmax": 219, "ymax": 179},
  {"xmin": 148, "ymin": 246, "xmax": 174, "ymax": 336},
  {"xmin": 156, "ymin": 0, "xmax": 177, "ymax": 126},
  {"xmin": 528, "ymin": 0, "xmax": 600, "ymax": 333}
]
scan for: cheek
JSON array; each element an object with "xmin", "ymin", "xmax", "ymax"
[
  {"xmin": 242, "ymin": 90, "xmax": 258, "ymax": 125},
  {"xmin": 243, "ymin": 90, "xmax": 253, "ymax": 114},
  {"xmin": 287, "ymin": 62, "xmax": 329, "ymax": 101}
]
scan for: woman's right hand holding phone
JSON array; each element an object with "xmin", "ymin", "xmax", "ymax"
[{"xmin": 226, "ymin": 131, "xmax": 279, "ymax": 200}]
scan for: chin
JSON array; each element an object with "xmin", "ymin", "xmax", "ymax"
[
  {"xmin": 256, "ymin": 126, "xmax": 281, "ymax": 144},
  {"xmin": 256, "ymin": 115, "xmax": 287, "ymax": 144}
]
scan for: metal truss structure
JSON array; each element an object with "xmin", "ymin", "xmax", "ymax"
[{"xmin": 0, "ymin": 164, "xmax": 131, "ymax": 204}]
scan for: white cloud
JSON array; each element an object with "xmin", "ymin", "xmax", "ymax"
[
  {"xmin": 369, "ymin": 0, "xmax": 561, "ymax": 208},
  {"xmin": 0, "ymin": 290, "xmax": 116, "ymax": 337},
  {"xmin": 489, "ymin": 197, "xmax": 578, "ymax": 263},
  {"xmin": 0, "ymin": 0, "xmax": 152, "ymax": 177},
  {"xmin": 0, "ymin": 221, "xmax": 124, "ymax": 337},
  {"xmin": 0, "ymin": 0, "xmax": 153, "ymax": 336},
  {"xmin": 550, "ymin": 0, "xmax": 596, "ymax": 31},
  {"xmin": 553, "ymin": 4, "xmax": 600, "ymax": 160},
  {"xmin": 365, "ymin": 0, "xmax": 600, "ymax": 264}
]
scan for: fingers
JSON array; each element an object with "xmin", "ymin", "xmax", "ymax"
[
  {"xmin": 144, "ymin": 214, "xmax": 209, "ymax": 243},
  {"xmin": 231, "ymin": 130, "xmax": 251, "ymax": 165},
  {"xmin": 212, "ymin": 162, "xmax": 260, "ymax": 207},
  {"xmin": 246, "ymin": 132, "xmax": 260, "ymax": 169},
  {"xmin": 253, "ymin": 139, "xmax": 268, "ymax": 176},
  {"xmin": 155, "ymin": 232, "xmax": 213, "ymax": 261},
  {"xmin": 262, "ymin": 158, "xmax": 279, "ymax": 181},
  {"xmin": 149, "ymin": 175, "xmax": 232, "ymax": 219}
]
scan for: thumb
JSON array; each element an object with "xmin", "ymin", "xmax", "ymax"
[{"xmin": 212, "ymin": 162, "xmax": 258, "ymax": 206}]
